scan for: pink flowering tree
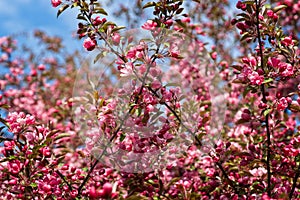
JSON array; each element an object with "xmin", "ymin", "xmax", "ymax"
[{"xmin": 0, "ymin": 0, "xmax": 299, "ymax": 199}]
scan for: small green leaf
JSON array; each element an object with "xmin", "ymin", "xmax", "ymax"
[
  {"xmin": 264, "ymin": 4, "xmax": 271, "ymax": 9},
  {"xmin": 94, "ymin": 52, "xmax": 105, "ymax": 64},
  {"xmin": 290, "ymin": 102, "xmax": 300, "ymax": 112},
  {"xmin": 111, "ymin": 26, "xmax": 126, "ymax": 33},
  {"xmin": 243, "ymin": 86, "xmax": 252, "ymax": 98},
  {"xmin": 94, "ymin": 7, "xmax": 108, "ymax": 15},
  {"xmin": 77, "ymin": 14, "xmax": 86, "ymax": 21},
  {"xmin": 30, "ymin": 183, "xmax": 38, "ymax": 188},
  {"xmin": 263, "ymin": 108, "xmax": 272, "ymax": 116},
  {"xmin": 263, "ymin": 78, "xmax": 273, "ymax": 84},
  {"xmin": 86, "ymin": 74, "xmax": 95, "ymax": 90},
  {"xmin": 236, "ymin": 118, "xmax": 248, "ymax": 125},
  {"xmin": 54, "ymin": 133, "xmax": 71, "ymax": 141},
  {"xmin": 120, "ymin": 133, "xmax": 125, "ymax": 142},
  {"xmin": 57, "ymin": 4, "xmax": 69, "ymax": 18},
  {"xmin": 242, "ymin": 0, "xmax": 255, "ymax": 5},
  {"xmin": 175, "ymin": 19, "xmax": 187, "ymax": 28},
  {"xmin": 274, "ymin": 5, "xmax": 287, "ymax": 13},
  {"xmin": 0, "ymin": 104, "xmax": 10, "ymax": 109},
  {"xmin": 0, "ymin": 118, "xmax": 10, "ymax": 128},
  {"xmin": 143, "ymin": 2, "xmax": 156, "ymax": 9},
  {"xmin": 46, "ymin": 129, "xmax": 60, "ymax": 139},
  {"xmin": 240, "ymin": 32, "xmax": 250, "ymax": 42},
  {"xmin": 237, "ymin": 13, "xmax": 250, "ymax": 20},
  {"xmin": 0, "ymin": 126, "xmax": 6, "ymax": 133},
  {"xmin": 164, "ymin": 82, "xmax": 181, "ymax": 87},
  {"xmin": 231, "ymin": 65, "xmax": 242, "ymax": 71},
  {"xmin": 176, "ymin": 8, "xmax": 184, "ymax": 14}
]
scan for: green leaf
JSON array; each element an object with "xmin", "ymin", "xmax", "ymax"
[
  {"xmin": 242, "ymin": 0, "xmax": 255, "ymax": 5},
  {"xmin": 237, "ymin": 13, "xmax": 250, "ymax": 20},
  {"xmin": 273, "ymin": 5, "xmax": 287, "ymax": 13},
  {"xmin": 94, "ymin": 7, "xmax": 108, "ymax": 15},
  {"xmin": 0, "ymin": 118, "xmax": 10, "ymax": 128},
  {"xmin": 143, "ymin": 2, "xmax": 156, "ymax": 9},
  {"xmin": 262, "ymin": 78, "xmax": 273, "ymax": 84},
  {"xmin": 0, "ymin": 126, "xmax": 6, "ymax": 133},
  {"xmin": 240, "ymin": 32, "xmax": 250, "ymax": 42},
  {"xmin": 54, "ymin": 133, "xmax": 71, "ymax": 141},
  {"xmin": 120, "ymin": 133, "xmax": 126, "ymax": 142},
  {"xmin": 176, "ymin": 8, "xmax": 184, "ymax": 14},
  {"xmin": 77, "ymin": 14, "xmax": 86, "ymax": 21},
  {"xmin": 263, "ymin": 108, "xmax": 272, "ymax": 116},
  {"xmin": 264, "ymin": 4, "xmax": 271, "ymax": 9},
  {"xmin": 243, "ymin": 86, "xmax": 252, "ymax": 98},
  {"xmin": 231, "ymin": 65, "xmax": 242, "ymax": 71},
  {"xmin": 46, "ymin": 129, "xmax": 60, "ymax": 139},
  {"xmin": 164, "ymin": 82, "xmax": 181, "ymax": 87},
  {"xmin": 111, "ymin": 26, "xmax": 126, "ymax": 34},
  {"xmin": 30, "ymin": 183, "xmax": 38, "ymax": 188},
  {"xmin": 86, "ymin": 74, "xmax": 95, "ymax": 90},
  {"xmin": 57, "ymin": 4, "xmax": 69, "ymax": 18},
  {"xmin": 290, "ymin": 102, "xmax": 300, "ymax": 112},
  {"xmin": 0, "ymin": 104, "xmax": 10, "ymax": 109},
  {"xmin": 94, "ymin": 52, "xmax": 106, "ymax": 64},
  {"xmin": 175, "ymin": 19, "xmax": 187, "ymax": 28},
  {"xmin": 236, "ymin": 118, "xmax": 248, "ymax": 125}
]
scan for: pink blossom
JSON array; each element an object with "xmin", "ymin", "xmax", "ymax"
[
  {"xmin": 267, "ymin": 10, "xmax": 274, "ymax": 18},
  {"xmin": 38, "ymin": 64, "xmax": 46, "ymax": 71},
  {"xmin": 211, "ymin": 52, "xmax": 217, "ymax": 60},
  {"xmin": 248, "ymin": 71, "xmax": 264, "ymax": 85},
  {"xmin": 281, "ymin": 36, "xmax": 294, "ymax": 46},
  {"xmin": 4, "ymin": 141, "xmax": 15, "ymax": 151},
  {"xmin": 151, "ymin": 80, "xmax": 161, "ymax": 89},
  {"xmin": 249, "ymin": 167, "xmax": 267, "ymax": 177},
  {"xmin": 8, "ymin": 160, "xmax": 23, "ymax": 174},
  {"xmin": 102, "ymin": 182, "xmax": 113, "ymax": 197},
  {"xmin": 51, "ymin": 0, "xmax": 62, "ymax": 7},
  {"xmin": 83, "ymin": 37, "xmax": 96, "ymax": 51},
  {"xmin": 93, "ymin": 16, "xmax": 103, "ymax": 26},
  {"xmin": 267, "ymin": 57, "xmax": 281, "ymax": 68},
  {"xmin": 182, "ymin": 17, "xmax": 191, "ymax": 23},
  {"xmin": 112, "ymin": 33, "xmax": 121, "ymax": 45},
  {"xmin": 120, "ymin": 62, "xmax": 133, "ymax": 77},
  {"xmin": 277, "ymin": 97, "xmax": 289, "ymax": 111},
  {"xmin": 280, "ymin": 63, "xmax": 294, "ymax": 77},
  {"xmin": 142, "ymin": 20, "xmax": 158, "ymax": 31}
]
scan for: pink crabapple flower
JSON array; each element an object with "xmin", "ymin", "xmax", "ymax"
[
  {"xmin": 112, "ymin": 33, "xmax": 121, "ymax": 45},
  {"xmin": 281, "ymin": 36, "xmax": 294, "ymax": 46},
  {"xmin": 120, "ymin": 62, "xmax": 134, "ymax": 77},
  {"xmin": 248, "ymin": 71, "xmax": 264, "ymax": 85},
  {"xmin": 7, "ymin": 160, "xmax": 23, "ymax": 174},
  {"xmin": 83, "ymin": 37, "xmax": 97, "ymax": 51},
  {"xmin": 51, "ymin": 0, "xmax": 62, "ymax": 7},
  {"xmin": 142, "ymin": 20, "xmax": 158, "ymax": 31},
  {"xmin": 38, "ymin": 64, "xmax": 46, "ymax": 71},
  {"xmin": 277, "ymin": 97, "xmax": 291, "ymax": 111},
  {"xmin": 249, "ymin": 167, "xmax": 267, "ymax": 177}
]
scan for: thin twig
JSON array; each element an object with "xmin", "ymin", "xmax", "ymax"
[
  {"xmin": 255, "ymin": 0, "xmax": 272, "ymax": 196},
  {"xmin": 289, "ymin": 162, "xmax": 300, "ymax": 199},
  {"xmin": 56, "ymin": 170, "xmax": 73, "ymax": 191}
]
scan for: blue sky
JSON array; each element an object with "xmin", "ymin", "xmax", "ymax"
[{"xmin": 0, "ymin": 0, "xmax": 82, "ymax": 50}]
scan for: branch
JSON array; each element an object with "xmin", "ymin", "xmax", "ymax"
[
  {"xmin": 56, "ymin": 170, "xmax": 73, "ymax": 191},
  {"xmin": 255, "ymin": 0, "xmax": 272, "ymax": 196},
  {"xmin": 289, "ymin": 162, "xmax": 300, "ymax": 199}
]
